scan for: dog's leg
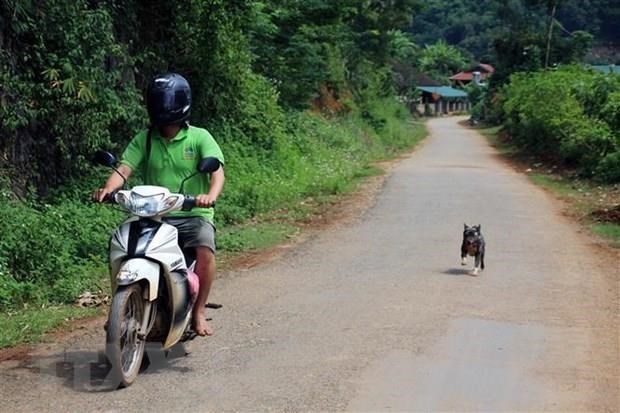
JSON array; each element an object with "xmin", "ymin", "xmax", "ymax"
[
  {"xmin": 472, "ymin": 253, "xmax": 481, "ymax": 275},
  {"xmin": 481, "ymin": 252, "xmax": 485, "ymax": 270},
  {"xmin": 461, "ymin": 243, "xmax": 467, "ymax": 265}
]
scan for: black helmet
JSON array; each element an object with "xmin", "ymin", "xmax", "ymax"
[{"xmin": 146, "ymin": 73, "xmax": 191, "ymax": 126}]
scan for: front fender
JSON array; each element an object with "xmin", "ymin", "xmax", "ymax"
[{"xmin": 115, "ymin": 258, "xmax": 160, "ymax": 301}]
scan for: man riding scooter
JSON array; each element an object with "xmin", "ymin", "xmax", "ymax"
[{"xmin": 93, "ymin": 72, "xmax": 225, "ymax": 336}]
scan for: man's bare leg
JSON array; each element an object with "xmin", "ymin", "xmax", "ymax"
[{"xmin": 193, "ymin": 246, "xmax": 215, "ymax": 336}]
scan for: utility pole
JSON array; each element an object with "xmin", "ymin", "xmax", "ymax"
[{"xmin": 544, "ymin": 0, "xmax": 558, "ymax": 69}]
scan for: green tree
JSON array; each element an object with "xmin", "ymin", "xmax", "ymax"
[
  {"xmin": 0, "ymin": 0, "xmax": 143, "ymax": 197},
  {"xmin": 419, "ymin": 40, "xmax": 468, "ymax": 80}
]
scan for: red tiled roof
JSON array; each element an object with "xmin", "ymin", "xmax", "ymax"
[
  {"xmin": 450, "ymin": 63, "xmax": 496, "ymax": 80},
  {"xmin": 449, "ymin": 70, "xmax": 493, "ymax": 81},
  {"xmin": 450, "ymin": 72, "xmax": 473, "ymax": 81},
  {"xmin": 478, "ymin": 63, "xmax": 495, "ymax": 73}
]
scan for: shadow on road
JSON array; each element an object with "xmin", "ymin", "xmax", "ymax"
[
  {"xmin": 441, "ymin": 268, "xmax": 474, "ymax": 276},
  {"xmin": 10, "ymin": 343, "xmax": 193, "ymax": 393}
]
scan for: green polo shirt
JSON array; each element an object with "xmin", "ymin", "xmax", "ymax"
[{"xmin": 120, "ymin": 125, "xmax": 224, "ymax": 221}]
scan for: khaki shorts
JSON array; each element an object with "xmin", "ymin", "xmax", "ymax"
[{"xmin": 163, "ymin": 216, "xmax": 216, "ymax": 254}]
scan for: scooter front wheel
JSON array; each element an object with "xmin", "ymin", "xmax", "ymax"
[{"xmin": 106, "ymin": 284, "xmax": 146, "ymax": 388}]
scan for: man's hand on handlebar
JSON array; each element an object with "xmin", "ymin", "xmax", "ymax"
[
  {"xmin": 195, "ymin": 193, "xmax": 217, "ymax": 208},
  {"xmin": 92, "ymin": 187, "xmax": 114, "ymax": 203}
]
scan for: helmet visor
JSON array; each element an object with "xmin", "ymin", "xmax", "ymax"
[{"xmin": 146, "ymin": 78, "xmax": 191, "ymax": 126}]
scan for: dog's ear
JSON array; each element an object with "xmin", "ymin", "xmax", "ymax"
[
  {"xmin": 464, "ymin": 223, "xmax": 468, "ymax": 230},
  {"xmin": 475, "ymin": 225, "xmax": 481, "ymax": 232}
]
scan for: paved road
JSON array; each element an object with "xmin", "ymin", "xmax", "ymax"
[{"xmin": 1, "ymin": 117, "xmax": 618, "ymax": 412}]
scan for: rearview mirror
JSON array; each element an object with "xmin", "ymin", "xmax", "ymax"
[
  {"xmin": 197, "ymin": 157, "xmax": 221, "ymax": 174},
  {"xmin": 93, "ymin": 150, "xmax": 117, "ymax": 167}
]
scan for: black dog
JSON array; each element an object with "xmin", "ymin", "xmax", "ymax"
[{"xmin": 461, "ymin": 224, "xmax": 485, "ymax": 275}]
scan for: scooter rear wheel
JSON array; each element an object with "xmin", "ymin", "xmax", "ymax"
[{"xmin": 106, "ymin": 284, "xmax": 146, "ymax": 388}]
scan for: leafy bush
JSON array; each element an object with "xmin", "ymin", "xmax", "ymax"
[
  {"xmin": 595, "ymin": 152, "xmax": 620, "ymax": 183},
  {"xmin": 500, "ymin": 66, "xmax": 620, "ymax": 181},
  {"xmin": 0, "ymin": 196, "xmax": 121, "ymax": 310},
  {"xmin": 601, "ymin": 92, "xmax": 620, "ymax": 133}
]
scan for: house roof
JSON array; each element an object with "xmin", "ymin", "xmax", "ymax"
[
  {"xmin": 417, "ymin": 86, "xmax": 468, "ymax": 98},
  {"xmin": 449, "ymin": 71, "xmax": 492, "ymax": 81},
  {"xmin": 478, "ymin": 63, "xmax": 495, "ymax": 73},
  {"xmin": 450, "ymin": 63, "xmax": 496, "ymax": 81}
]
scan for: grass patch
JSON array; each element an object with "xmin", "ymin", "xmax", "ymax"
[
  {"xmin": 591, "ymin": 224, "xmax": 620, "ymax": 247},
  {"xmin": 353, "ymin": 165, "xmax": 385, "ymax": 179},
  {"xmin": 219, "ymin": 222, "xmax": 299, "ymax": 253},
  {"xmin": 528, "ymin": 174, "xmax": 577, "ymax": 197},
  {"xmin": 479, "ymin": 126, "xmax": 519, "ymax": 157},
  {"xmin": 480, "ymin": 125, "xmax": 620, "ymax": 247},
  {"xmin": 0, "ymin": 305, "xmax": 99, "ymax": 348},
  {"xmin": 478, "ymin": 126, "xmax": 502, "ymax": 139}
]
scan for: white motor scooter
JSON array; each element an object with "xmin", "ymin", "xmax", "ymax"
[{"xmin": 93, "ymin": 150, "xmax": 221, "ymax": 388}]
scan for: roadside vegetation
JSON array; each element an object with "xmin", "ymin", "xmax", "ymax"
[{"xmin": 500, "ymin": 66, "xmax": 620, "ymax": 183}]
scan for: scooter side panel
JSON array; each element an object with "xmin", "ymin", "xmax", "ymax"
[{"xmin": 162, "ymin": 271, "xmax": 193, "ymax": 349}]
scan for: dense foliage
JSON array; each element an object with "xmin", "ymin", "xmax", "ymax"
[
  {"xmin": 408, "ymin": 0, "xmax": 619, "ymax": 63},
  {"xmin": 500, "ymin": 66, "xmax": 620, "ymax": 181},
  {"xmin": 0, "ymin": 0, "xmax": 425, "ymax": 310}
]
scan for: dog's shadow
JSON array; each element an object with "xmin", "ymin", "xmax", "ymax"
[{"xmin": 442, "ymin": 268, "xmax": 474, "ymax": 276}]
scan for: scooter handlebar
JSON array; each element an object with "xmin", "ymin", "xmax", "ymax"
[
  {"xmin": 92, "ymin": 190, "xmax": 117, "ymax": 204},
  {"xmin": 103, "ymin": 190, "xmax": 118, "ymax": 204},
  {"xmin": 181, "ymin": 195, "xmax": 215, "ymax": 211},
  {"xmin": 182, "ymin": 196, "xmax": 196, "ymax": 211}
]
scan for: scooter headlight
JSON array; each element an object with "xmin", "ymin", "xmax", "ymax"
[
  {"xmin": 115, "ymin": 191, "xmax": 161, "ymax": 216},
  {"xmin": 114, "ymin": 191, "xmax": 163, "ymax": 217},
  {"xmin": 115, "ymin": 191, "xmax": 181, "ymax": 217},
  {"xmin": 131, "ymin": 196, "xmax": 163, "ymax": 216}
]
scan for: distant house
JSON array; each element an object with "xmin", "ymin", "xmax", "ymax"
[
  {"xmin": 415, "ymin": 86, "xmax": 469, "ymax": 116},
  {"xmin": 450, "ymin": 63, "xmax": 495, "ymax": 87},
  {"xmin": 407, "ymin": 71, "xmax": 470, "ymax": 116}
]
